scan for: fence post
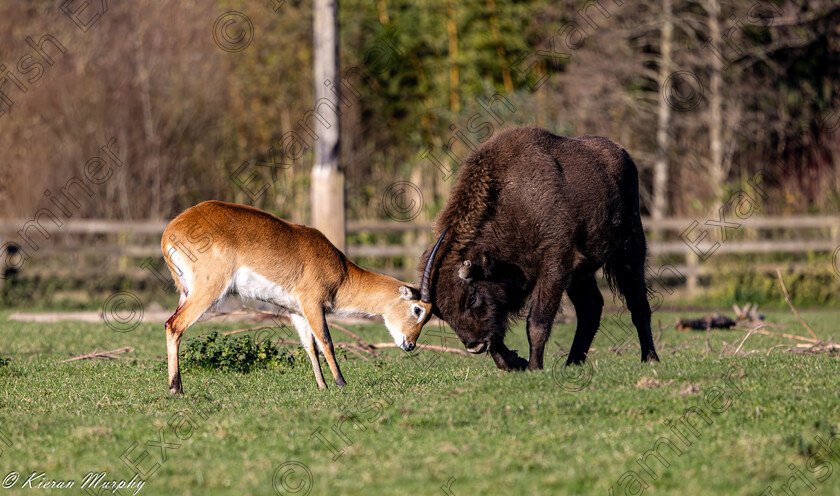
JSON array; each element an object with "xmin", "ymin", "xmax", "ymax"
[{"xmin": 686, "ymin": 250, "xmax": 699, "ymax": 294}]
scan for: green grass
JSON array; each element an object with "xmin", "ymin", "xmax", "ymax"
[{"xmin": 1, "ymin": 308, "xmax": 839, "ymax": 495}]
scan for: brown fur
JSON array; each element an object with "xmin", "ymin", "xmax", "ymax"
[
  {"xmin": 162, "ymin": 200, "xmax": 433, "ymax": 394},
  {"xmin": 419, "ymin": 126, "xmax": 659, "ymax": 371}
]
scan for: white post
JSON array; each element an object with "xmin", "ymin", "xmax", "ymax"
[{"xmin": 311, "ymin": 0, "xmax": 345, "ymax": 251}]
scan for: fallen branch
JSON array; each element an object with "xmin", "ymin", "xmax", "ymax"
[
  {"xmin": 780, "ymin": 341, "xmax": 840, "ymax": 355},
  {"xmin": 731, "ymin": 326, "xmax": 819, "ymax": 343},
  {"xmin": 793, "ymin": 342, "xmax": 840, "ymax": 349},
  {"xmin": 333, "ymin": 342, "xmax": 381, "ymax": 359},
  {"xmin": 369, "ymin": 342, "xmax": 470, "ymax": 356},
  {"xmin": 328, "ymin": 322, "xmax": 376, "ymax": 352},
  {"xmin": 213, "ymin": 309, "xmax": 467, "ymax": 358},
  {"xmin": 224, "ymin": 325, "xmax": 283, "ymax": 336},
  {"xmin": 61, "ymin": 347, "xmax": 135, "ymax": 363},
  {"xmin": 335, "ymin": 344, "xmax": 370, "ymax": 361}
]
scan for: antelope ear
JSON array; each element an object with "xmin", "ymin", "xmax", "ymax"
[{"xmin": 399, "ymin": 285, "xmax": 420, "ymax": 300}]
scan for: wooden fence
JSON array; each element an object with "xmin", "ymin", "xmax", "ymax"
[{"xmin": 1, "ymin": 216, "xmax": 838, "ymax": 293}]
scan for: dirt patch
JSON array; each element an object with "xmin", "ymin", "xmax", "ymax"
[
  {"xmin": 678, "ymin": 384, "xmax": 702, "ymax": 395},
  {"xmin": 635, "ymin": 377, "xmax": 675, "ymax": 389}
]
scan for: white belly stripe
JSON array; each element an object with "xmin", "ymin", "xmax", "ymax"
[{"xmin": 232, "ymin": 267, "xmax": 301, "ymax": 313}]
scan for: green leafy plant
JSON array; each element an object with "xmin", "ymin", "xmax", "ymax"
[
  {"xmin": 180, "ymin": 331, "xmax": 308, "ymax": 373},
  {"xmin": 702, "ymin": 264, "xmax": 840, "ymax": 308}
]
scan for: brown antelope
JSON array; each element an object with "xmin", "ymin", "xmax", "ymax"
[{"xmin": 161, "ymin": 200, "xmax": 447, "ymax": 394}]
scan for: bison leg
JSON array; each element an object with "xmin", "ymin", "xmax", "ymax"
[
  {"xmin": 565, "ymin": 274, "xmax": 604, "ymax": 365},
  {"xmin": 611, "ymin": 258, "xmax": 660, "ymax": 363},
  {"xmin": 524, "ymin": 282, "xmax": 564, "ymax": 370}
]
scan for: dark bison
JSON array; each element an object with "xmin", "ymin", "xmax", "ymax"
[{"xmin": 418, "ymin": 126, "xmax": 659, "ymax": 371}]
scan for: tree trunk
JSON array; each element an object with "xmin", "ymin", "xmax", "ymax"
[
  {"xmin": 708, "ymin": 0, "xmax": 725, "ymax": 201},
  {"xmin": 447, "ymin": 3, "xmax": 460, "ymax": 113},
  {"xmin": 311, "ymin": 0, "xmax": 345, "ymax": 251},
  {"xmin": 652, "ymin": 0, "xmax": 673, "ymax": 221}
]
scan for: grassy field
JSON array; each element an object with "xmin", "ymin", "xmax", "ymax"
[{"xmin": 0, "ymin": 307, "xmax": 839, "ymax": 495}]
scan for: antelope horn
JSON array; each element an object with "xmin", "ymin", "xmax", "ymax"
[{"xmin": 420, "ymin": 226, "xmax": 449, "ymax": 303}]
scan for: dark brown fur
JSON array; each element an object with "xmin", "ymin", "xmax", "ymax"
[{"xmin": 419, "ymin": 126, "xmax": 659, "ymax": 370}]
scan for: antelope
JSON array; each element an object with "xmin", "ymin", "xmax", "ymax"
[{"xmin": 161, "ymin": 200, "xmax": 447, "ymax": 394}]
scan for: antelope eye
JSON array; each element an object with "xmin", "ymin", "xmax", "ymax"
[
  {"xmin": 413, "ymin": 306, "xmax": 423, "ymax": 317},
  {"xmin": 468, "ymin": 294, "xmax": 477, "ymax": 307}
]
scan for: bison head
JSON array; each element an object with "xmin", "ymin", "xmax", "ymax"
[{"xmin": 430, "ymin": 249, "xmax": 530, "ymax": 362}]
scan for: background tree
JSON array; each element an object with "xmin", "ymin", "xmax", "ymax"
[
  {"xmin": 0, "ymin": 0, "xmax": 837, "ymax": 224},
  {"xmin": 312, "ymin": 0, "xmax": 345, "ymax": 250}
]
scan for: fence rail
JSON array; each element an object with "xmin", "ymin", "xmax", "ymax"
[
  {"xmin": 2, "ymin": 216, "xmax": 838, "ymax": 292},
  {"xmin": 2, "ymin": 215, "xmax": 837, "ymax": 233}
]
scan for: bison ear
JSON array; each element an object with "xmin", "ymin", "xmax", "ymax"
[{"xmin": 458, "ymin": 260, "xmax": 473, "ymax": 281}]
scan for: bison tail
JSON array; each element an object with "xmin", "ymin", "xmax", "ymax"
[
  {"xmin": 602, "ymin": 264, "xmax": 622, "ymax": 303},
  {"xmin": 603, "ymin": 254, "xmax": 657, "ymax": 305}
]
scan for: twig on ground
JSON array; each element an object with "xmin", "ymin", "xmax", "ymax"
[
  {"xmin": 705, "ymin": 325, "xmax": 713, "ymax": 356},
  {"xmin": 776, "ymin": 268, "xmax": 819, "ymax": 341},
  {"xmin": 733, "ymin": 328, "xmax": 757, "ymax": 356},
  {"xmin": 766, "ymin": 343, "xmax": 791, "ymax": 356},
  {"xmin": 718, "ymin": 340, "xmax": 731, "ymax": 358},
  {"xmin": 61, "ymin": 347, "xmax": 135, "ymax": 363}
]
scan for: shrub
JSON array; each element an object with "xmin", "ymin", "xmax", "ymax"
[{"xmin": 180, "ymin": 331, "xmax": 309, "ymax": 373}]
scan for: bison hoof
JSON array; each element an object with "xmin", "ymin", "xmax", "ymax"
[
  {"xmin": 507, "ymin": 356, "xmax": 529, "ymax": 371},
  {"xmin": 497, "ymin": 361, "xmax": 527, "ymax": 372},
  {"xmin": 490, "ymin": 346, "xmax": 528, "ymax": 371}
]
